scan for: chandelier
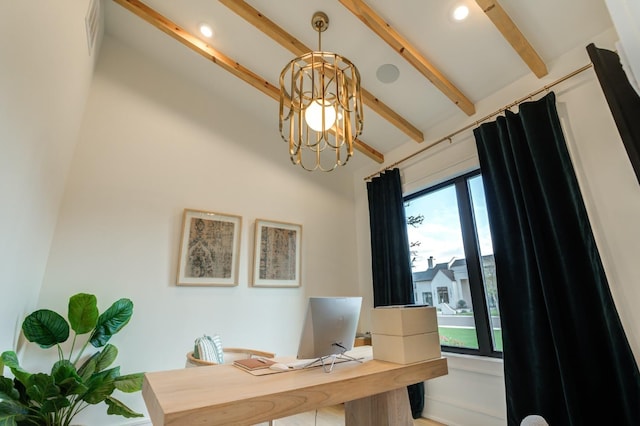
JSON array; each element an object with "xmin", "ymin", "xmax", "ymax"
[{"xmin": 279, "ymin": 12, "xmax": 364, "ymax": 172}]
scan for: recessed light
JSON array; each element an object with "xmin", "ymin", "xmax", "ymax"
[
  {"xmin": 199, "ymin": 23, "xmax": 214, "ymax": 38},
  {"xmin": 452, "ymin": 5, "xmax": 469, "ymax": 21}
]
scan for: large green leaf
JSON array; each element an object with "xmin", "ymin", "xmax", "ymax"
[
  {"xmin": 77, "ymin": 353, "xmax": 98, "ymax": 382},
  {"xmin": 68, "ymin": 293, "xmax": 98, "ymax": 335},
  {"xmin": 89, "ymin": 299, "xmax": 133, "ymax": 348},
  {"xmin": 0, "ymin": 379, "xmax": 19, "ymax": 401},
  {"xmin": 51, "ymin": 360, "xmax": 85, "ymax": 396},
  {"xmin": 75, "ymin": 344, "xmax": 117, "ymax": 383},
  {"xmin": 0, "ymin": 353, "xmax": 18, "ymax": 370},
  {"xmin": 0, "ymin": 353, "xmax": 30, "ymax": 385},
  {"xmin": 105, "ymin": 396, "xmax": 144, "ymax": 418},
  {"xmin": 114, "ymin": 373, "xmax": 144, "ymax": 393},
  {"xmin": 10, "ymin": 379, "xmax": 28, "ymax": 407},
  {"xmin": 25, "ymin": 374, "xmax": 60, "ymax": 404},
  {"xmin": 0, "ymin": 397, "xmax": 28, "ymax": 426},
  {"xmin": 51, "ymin": 360, "xmax": 77, "ymax": 384},
  {"xmin": 22, "ymin": 310, "xmax": 69, "ymax": 349},
  {"xmin": 40, "ymin": 396, "xmax": 70, "ymax": 414},
  {"xmin": 81, "ymin": 367, "xmax": 119, "ymax": 404},
  {"xmin": 94, "ymin": 345, "xmax": 118, "ymax": 372}
]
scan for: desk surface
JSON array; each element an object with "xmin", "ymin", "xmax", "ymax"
[{"xmin": 142, "ymin": 347, "xmax": 448, "ymax": 425}]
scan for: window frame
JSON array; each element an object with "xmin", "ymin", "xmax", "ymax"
[{"xmin": 404, "ymin": 169, "xmax": 502, "ymax": 359}]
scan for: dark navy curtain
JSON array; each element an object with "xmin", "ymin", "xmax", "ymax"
[
  {"xmin": 474, "ymin": 92, "xmax": 640, "ymax": 425},
  {"xmin": 366, "ymin": 168, "xmax": 424, "ymax": 418}
]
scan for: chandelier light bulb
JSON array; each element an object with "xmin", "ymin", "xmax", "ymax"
[{"xmin": 305, "ymin": 100, "xmax": 337, "ymax": 132}]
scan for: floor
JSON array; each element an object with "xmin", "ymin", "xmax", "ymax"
[{"xmin": 271, "ymin": 404, "xmax": 446, "ymax": 425}]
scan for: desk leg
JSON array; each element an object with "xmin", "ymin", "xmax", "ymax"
[{"xmin": 344, "ymin": 387, "xmax": 413, "ymax": 426}]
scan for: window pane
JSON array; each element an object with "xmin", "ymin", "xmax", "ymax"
[
  {"xmin": 468, "ymin": 175, "xmax": 503, "ymax": 352},
  {"xmin": 405, "ymin": 185, "xmax": 479, "ymax": 350}
]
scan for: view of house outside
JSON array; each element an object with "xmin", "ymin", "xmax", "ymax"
[{"xmin": 405, "ymin": 174, "xmax": 503, "ymax": 352}]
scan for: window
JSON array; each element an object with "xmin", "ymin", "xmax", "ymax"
[
  {"xmin": 437, "ymin": 287, "xmax": 449, "ymax": 304},
  {"xmin": 422, "ymin": 292, "xmax": 433, "ymax": 306},
  {"xmin": 405, "ymin": 170, "xmax": 502, "ymax": 357}
]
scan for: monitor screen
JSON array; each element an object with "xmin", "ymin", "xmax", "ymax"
[{"xmin": 296, "ymin": 296, "xmax": 362, "ymax": 360}]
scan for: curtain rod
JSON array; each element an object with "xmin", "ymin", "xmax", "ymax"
[{"xmin": 364, "ymin": 63, "xmax": 594, "ymax": 181}]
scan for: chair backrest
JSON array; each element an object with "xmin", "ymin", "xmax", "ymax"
[{"xmin": 186, "ymin": 351, "xmax": 217, "ymax": 367}]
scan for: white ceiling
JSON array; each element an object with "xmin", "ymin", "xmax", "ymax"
[{"xmin": 102, "ymin": 0, "xmax": 613, "ymax": 170}]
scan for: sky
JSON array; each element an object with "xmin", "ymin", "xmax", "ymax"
[{"xmin": 405, "ymin": 175, "xmax": 494, "ymax": 272}]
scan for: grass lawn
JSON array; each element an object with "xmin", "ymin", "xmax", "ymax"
[{"xmin": 439, "ymin": 327, "xmax": 503, "ymax": 351}]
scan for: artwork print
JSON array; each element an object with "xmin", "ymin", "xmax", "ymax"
[
  {"xmin": 253, "ymin": 220, "xmax": 302, "ymax": 287},
  {"xmin": 177, "ymin": 209, "xmax": 241, "ymax": 286},
  {"xmin": 186, "ymin": 218, "xmax": 234, "ymax": 278}
]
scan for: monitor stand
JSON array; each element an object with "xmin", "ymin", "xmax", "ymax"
[{"xmin": 301, "ymin": 344, "xmax": 364, "ymax": 373}]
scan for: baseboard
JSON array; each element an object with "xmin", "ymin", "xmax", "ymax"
[
  {"xmin": 424, "ymin": 395, "xmax": 506, "ymax": 426},
  {"xmin": 119, "ymin": 419, "xmax": 152, "ymax": 426}
]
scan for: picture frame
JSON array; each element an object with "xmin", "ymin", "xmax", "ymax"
[
  {"xmin": 252, "ymin": 219, "xmax": 302, "ymax": 288},
  {"xmin": 177, "ymin": 209, "xmax": 242, "ymax": 286}
]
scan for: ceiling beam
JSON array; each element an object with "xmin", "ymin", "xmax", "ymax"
[
  {"xmin": 475, "ymin": 0, "xmax": 548, "ymax": 78},
  {"xmin": 219, "ymin": 0, "xmax": 424, "ymax": 143},
  {"xmin": 112, "ymin": 0, "xmax": 384, "ymax": 164},
  {"xmin": 338, "ymin": 0, "xmax": 476, "ymax": 116}
]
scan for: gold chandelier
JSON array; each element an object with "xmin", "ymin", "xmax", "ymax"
[{"xmin": 279, "ymin": 11, "xmax": 364, "ymax": 172}]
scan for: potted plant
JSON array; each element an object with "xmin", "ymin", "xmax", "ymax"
[{"xmin": 0, "ymin": 293, "xmax": 144, "ymax": 425}]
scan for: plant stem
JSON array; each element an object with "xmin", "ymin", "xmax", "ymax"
[
  {"xmin": 69, "ymin": 334, "xmax": 77, "ymax": 362},
  {"xmin": 72, "ymin": 338, "xmax": 91, "ymax": 366}
]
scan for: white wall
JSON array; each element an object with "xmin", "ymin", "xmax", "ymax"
[
  {"xmin": 0, "ymin": 1, "xmax": 97, "ymax": 352},
  {"xmin": 6, "ymin": 7, "xmax": 638, "ymax": 426},
  {"xmin": 29, "ymin": 36, "xmax": 361, "ymax": 425},
  {"xmin": 354, "ymin": 28, "xmax": 640, "ymax": 425},
  {"xmin": 605, "ymin": 0, "xmax": 640, "ymax": 91}
]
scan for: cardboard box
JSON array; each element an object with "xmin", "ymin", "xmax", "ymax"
[
  {"xmin": 371, "ymin": 305, "xmax": 438, "ymax": 336},
  {"xmin": 371, "ymin": 332, "xmax": 441, "ymax": 364}
]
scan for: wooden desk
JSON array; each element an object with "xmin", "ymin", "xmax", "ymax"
[{"xmin": 142, "ymin": 347, "xmax": 447, "ymax": 425}]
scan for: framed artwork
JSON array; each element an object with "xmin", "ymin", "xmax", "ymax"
[
  {"xmin": 252, "ymin": 219, "xmax": 302, "ymax": 288},
  {"xmin": 177, "ymin": 209, "xmax": 242, "ymax": 286}
]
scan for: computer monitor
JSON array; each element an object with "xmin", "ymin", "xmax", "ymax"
[{"xmin": 296, "ymin": 296, "xmax": 362, "ymax": 361}]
